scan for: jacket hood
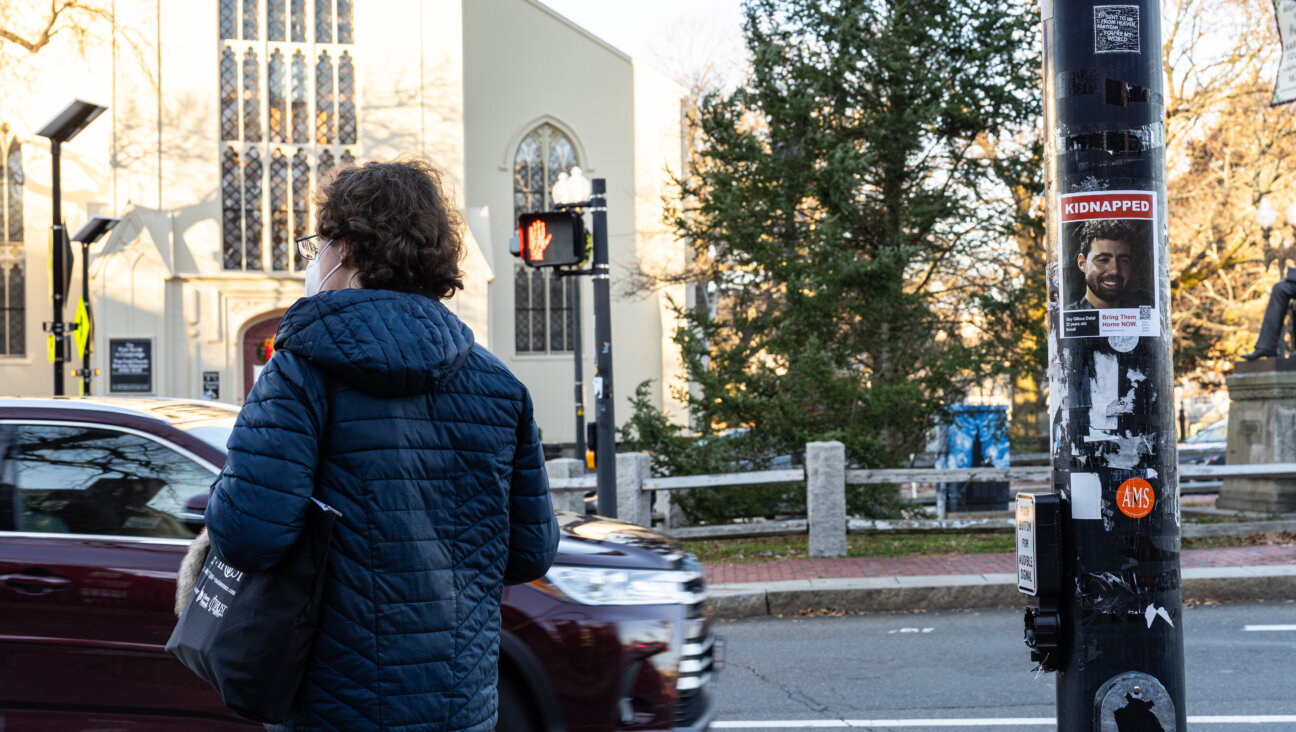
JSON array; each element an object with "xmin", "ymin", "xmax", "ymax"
[{"xmin": 273, "ymin": 289, "xmax": 475, "ymax": 397}]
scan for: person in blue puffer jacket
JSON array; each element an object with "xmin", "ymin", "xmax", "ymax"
[{"xmin": 205, "ymin": 157, "xmax": 559, "ymax": 732}]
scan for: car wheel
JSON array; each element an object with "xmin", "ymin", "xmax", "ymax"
[{"xmin": 495, "ymin": 672, "xmax": 542, "ymax": 732}]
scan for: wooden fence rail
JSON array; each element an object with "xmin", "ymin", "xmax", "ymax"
[{"xmin": 544, "ymin": 449, "xmax": 1296, "ymax": 554}]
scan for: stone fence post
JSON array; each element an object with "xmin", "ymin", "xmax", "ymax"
[
  {"xmin": 616, "ymin": 452, "xmax": 653, "ymax": 527},
  {"xmin": 806, "ymin": 441, "xmax": 847, "ymax": 557},
  {"xmin": 544, "ymin": 458, "xmax": 586, "ymax": 514}
]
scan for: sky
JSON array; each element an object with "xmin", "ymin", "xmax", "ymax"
[{"xmin": 535, "ymin": 0, "xmax": 749, "ymax": 88}]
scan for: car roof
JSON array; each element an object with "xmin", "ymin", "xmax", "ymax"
[{"xmin": 0, "ymin": 396, "xmax": 239, "ymax": 428}]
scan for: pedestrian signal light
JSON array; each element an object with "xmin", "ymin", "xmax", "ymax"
[{"xmin": 518, "ymin": 212, "xmax": 584, "ymax": 268}]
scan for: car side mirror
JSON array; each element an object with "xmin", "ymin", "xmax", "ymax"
[{"xmin": 182, "ymin": 493, "xmax": 209, "ymax": 535}]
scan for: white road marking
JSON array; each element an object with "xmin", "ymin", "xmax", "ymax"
[
  {"xmin": 1244, "ymin": 624, "xmax": 1296, "ymax": 632},
  {"xmin": 887, "ymin": 627, "xmax": 935, "ymax": 634},
  {"xmin": 711, "ymin": 716, "xmax": 1296, "ymax": 728}
]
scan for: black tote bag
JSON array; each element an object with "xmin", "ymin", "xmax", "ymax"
[{"xmin": 166, "ymin": 496, "xmax": 341, "ymax": 723}]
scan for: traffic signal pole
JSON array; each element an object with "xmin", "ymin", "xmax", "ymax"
[
  {"xmin": 1036, "ymin": 1, "xmax": 1185, "ymax": 727},
  {"xmin": 50, "ymin": 140, "xmax": 66, "ymax": 397},
  {"xmin": 590, "ymin": 178, "xmax": 617, "ymax": 518}
]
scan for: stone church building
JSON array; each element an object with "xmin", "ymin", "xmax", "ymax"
[{"xmin": 0, "ymin": 0, "xmax": 689, "ymax": 444}]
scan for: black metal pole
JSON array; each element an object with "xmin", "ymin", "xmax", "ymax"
[
  {"xmin": 591, "ymin": 179, "xmax": 617, "ymax": 517},
  {"xmin": 81, "ymin": 239, "xmax": 91, "ymax": 395},
  {"xmin": 572, "ymin": 279, "xmax": 586, "ymax": 461},
  {"xmin": 1042, "ymin": 1, "xmax": 1184, "ymax": 728},
  {"xmin": 50, "ymin": 140, "xmax": 65, "ymax": 397}
]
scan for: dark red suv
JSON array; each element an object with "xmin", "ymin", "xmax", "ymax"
[{"xmin": 0, "ymin": 397, "xmax": 717, "ymax": 731}]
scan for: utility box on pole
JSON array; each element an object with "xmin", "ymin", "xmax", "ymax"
[{"xmin": 1022, "ymin": 1, "xmax": 1185, "ymax": 729}]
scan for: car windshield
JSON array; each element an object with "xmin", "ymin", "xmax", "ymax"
[
  {"xmin": 1186, "ymin": 420, "xmax": 1227, "ymax": 443},
  {"xmin": 177, "ymin": 419, "xmax": 235, "ymax": 453}
]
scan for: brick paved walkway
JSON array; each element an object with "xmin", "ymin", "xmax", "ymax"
[{"xmin": 704, "ymin": 544, "xmax": 1296, "ymax": 585}]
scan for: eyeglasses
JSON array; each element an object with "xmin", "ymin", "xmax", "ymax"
[{"xmin": 295, "ymin": 234, "xmax": 331, "ymax": 260}]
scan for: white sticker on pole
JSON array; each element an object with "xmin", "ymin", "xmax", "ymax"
[
  {"xmin": 1016, "ymin": 494, "xmax": 1038, "ymax": 596},
  {"xmin": 1274, "ymin": 0, "xmax": 1296, "ymax": 105}
]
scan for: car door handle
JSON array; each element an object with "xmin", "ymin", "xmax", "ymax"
[{"xmin": 1, "ymin": 573, "xmax": 73, "ymax": 595}]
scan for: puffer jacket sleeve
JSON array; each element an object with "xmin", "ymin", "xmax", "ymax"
[
  {"xmin": 205, "ymin": 351, "xmax": 329, "ymax": 572},
  {"xmin": 504, "ymin": 389, "xmax": 559, "ymax": 585}
]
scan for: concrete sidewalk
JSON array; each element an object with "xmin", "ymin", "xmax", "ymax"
[{"xmin": 705, "ymin": 544, "xmax": 1296, "ymax": 619}]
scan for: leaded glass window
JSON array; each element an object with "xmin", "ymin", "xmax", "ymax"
[
  {"xmin": 219, "ymin": 0, "xmax": 355, "ymax": 272},
  {"xmin": 267, "ymin": 0, "xmax": 285, "ymax": 41},
  {"xmin": 220, "ymin": 47, "xmax": 238, "ymax": 140},
  {"xmin": 338, "ymin": 51, "xmax": 355, "ymax": 144},
  {"xmin": 548, "ymin": 273, "xmax": 575, "ymax": 352},
  {"xmin": 315, "ymin": 51, "xmax": 334, "ymax": 144},
  {"xmin": 4, "ymin": 263, "xmax": 24, "ymax": 356},
  {"xmin": 242, "ymin": 48, "xmax": 262, "ymax": 142},
  {"xmin": 513, "ymin": 124, "xmax": 579, "ymax": 353},
  {"xmin": 270, "ymin": 149, "xmax": 289, "ymax": 270},
  {"xmin": 5, "ymin": 140, "xmax": 21, "ymax": 244},
  {"xmin": 292, "ymin": 149, "xmax": 310, "ymax": 268},
  {"xmin": 242, "ymin": 0, "xmax": 258, "ymax": 40},
  {"xmin": 221, "ymin": 147, "xmax": 243, "ymax": 269},
  {"xmin": 268, "ymin": 49, "xmax": 287, "ymax": 142},
  {"xmin": 243, "ymin": 148, "xmax": 263, "ymax": 270},
  {"xmin": 290, "ymin": 50, "xmax": 308, "ymax": 143},
  {"xmin": 337, "ymin": 0, "xmax": 353, "ymax": 43},
  {"xmin": 290, "ymin": 0, "xmax": 306, "ymax": 41},
  {"xmin": 315, "ymin": 0, "xmax": 332, "ymax": 43},
  {"xmin": 0, "ymin": 130, "xmax": 25, "ymax": 356},
  {"xmin": 318, "ymin": 148, "xmax": 334, "ymax": 182},
  {"xmin": 220, "ymin": 0, "xmax": 237, "ymax": 39}
]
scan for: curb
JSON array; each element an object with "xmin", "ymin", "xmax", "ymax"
[{"xmin": 708, "ymin": 565, "xmax": 1296, "ymax": 619}]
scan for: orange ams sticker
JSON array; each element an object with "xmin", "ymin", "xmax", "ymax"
[{"xmin": 1115, "ymin": 478, "xmax": 1155, "ymax": 519}]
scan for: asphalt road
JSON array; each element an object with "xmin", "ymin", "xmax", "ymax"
[{"xmin": 707, "ymin": 601, "xmax": 1296, "ymax": 731}]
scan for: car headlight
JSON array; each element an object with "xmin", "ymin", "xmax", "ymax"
[{"xmin": 537, "ymin": 566, "xmax": 704, "ymax": 606}]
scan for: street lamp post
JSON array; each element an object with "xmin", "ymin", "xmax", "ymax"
[
  {"xmin": 69, "ymin": 215, "xmax": 119, "ymax": 395},
  {"xmin": 36, "ymin": 100, "xmax": 107, "ymax": 396}
]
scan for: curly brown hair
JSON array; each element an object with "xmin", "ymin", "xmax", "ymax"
[{"xmin": 315, "ymin": 157, "xmax": 465, "ymax": 298}]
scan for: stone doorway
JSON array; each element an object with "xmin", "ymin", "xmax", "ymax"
[{"xmin": 241, "ymin": 314, "xmax": 284, "ymax": 399}]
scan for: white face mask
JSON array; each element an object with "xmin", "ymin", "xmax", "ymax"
[{"xmin": 304, "ymin": 241, "xmax": 343, "ymax": 297}]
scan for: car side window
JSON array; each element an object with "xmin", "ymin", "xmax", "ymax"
[
  {"xmin": 0, "ymin": 425, "xmax": 16, "ymax": 532},
  {"xmin": 10, "ymin": 424, "xmax": 215, "ymax": 539}
]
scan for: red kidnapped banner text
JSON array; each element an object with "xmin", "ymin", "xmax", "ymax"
[{"xmin": 1060, "ymin": 192, "xmax": 1154, "ymax": 222}]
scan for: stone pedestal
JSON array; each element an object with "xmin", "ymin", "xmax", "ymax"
[{"xmin": 1218, "ymin": 366, "xmax": 1296, "ymax": 513}]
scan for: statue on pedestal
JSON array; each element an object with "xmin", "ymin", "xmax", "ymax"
[{"xmin": 1241, "ymin": 267, "xmax": 1296, "ymax": 360}]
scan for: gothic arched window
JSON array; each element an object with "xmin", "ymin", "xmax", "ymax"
[
  {"xmin": 512, "ymin": 124, "xmax": 578, "ymax": 354},
  {"xmin": 0, "ymin": 130, "xmax": 25, "ymax": 356},
  {"xmin": 219, "ymin": 0, "xmax": 356, "ymax": 272}
]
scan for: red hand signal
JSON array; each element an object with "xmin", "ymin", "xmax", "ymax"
[{"xmin": 527, "ymin": 220, "xmax": 552, "ymax": 261}]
